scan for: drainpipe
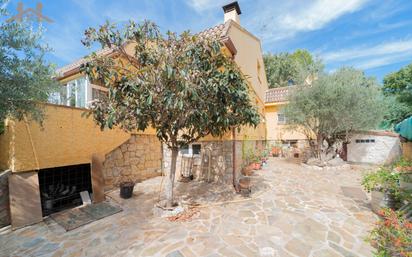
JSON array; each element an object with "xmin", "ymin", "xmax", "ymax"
[{"xmin": 232, "ymin": 128, "xmax": 240, "ymax": 192}]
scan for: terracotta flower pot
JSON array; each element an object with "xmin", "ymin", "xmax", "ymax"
[
  {"xmin": 271, "ymin": 147, "xmax": 280, "ymax": 157},
  {"xmin": 253, "ymin": 162, "xmax": 261, "ymax": 170},
  {"xmin": 241, "ymin": 164, "xmax": 254, "ymax": 176}
]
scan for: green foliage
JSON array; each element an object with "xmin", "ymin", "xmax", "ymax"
[
  {"xmin": 361, "ymin": 167, "xmax": 400, "ymax": 195},
  {"xmin": 263, "ymin": 49, "xmax": 322, "ymax": 88},
  {"xmin": 367, "ymin": 208, "xmax": 412, "ymax": 257},
  {"xmin": 383, "ymin": 63, "xmax": 412, "ymax": 104},
  {"xmin": 0, "ymin": 1, "xmax": 58, "ymax": 132},
  {"xmin": 382, "ymin": 63, "xmax": 412, "ymax": 128},
  {"xmin": 81, "ymin": 20, "xmax": 260, "ymax": 150},
  {"xmin": 284, "ymin": 67, "xmax": 384, "ymax": 158},
  {"xmin": 380, "ymin": 96, "xmax": 412, "ymax": 130},
  {"xmin": 394, "ymin": 157, "xmax": 412, "ymax": 169}
]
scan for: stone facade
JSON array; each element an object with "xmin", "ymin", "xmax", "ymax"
[
  {"xmin": 102, "ymin": 135, "xmax": 162, "ymax": 190},
  {"xmin": 163, "ymin": 140, "xmax": 266, "ymax": 185},
  {"xmin": 0, "ymin": 170, "xmax": 10, "ymax": 228}
]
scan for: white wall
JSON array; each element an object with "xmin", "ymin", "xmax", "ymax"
[{"xmin": 347, "ymin": 134, "xmax": 401, "ymax": 164}]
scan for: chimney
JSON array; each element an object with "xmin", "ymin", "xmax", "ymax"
[{"xmin": 223, "ymin": 1, "xmax": 241, "ymax": 24}]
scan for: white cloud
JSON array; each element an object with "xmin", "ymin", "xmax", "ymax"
[
  {"xmin": 321, "ymin": 39, "xmax": 412, "ymax": 70},
  {"xmin": 246, "ymin": 0, "xmax": 369, "ymax": 44}
]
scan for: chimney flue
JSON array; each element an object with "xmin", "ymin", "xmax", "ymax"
[{"xmin": 223, "ymin": 1, "xmax": 241, "ymax": 24}]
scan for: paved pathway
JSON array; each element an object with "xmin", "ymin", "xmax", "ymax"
[{"xmin": 0, "ymin": 159, "xmax": 377, "ymax": 257}]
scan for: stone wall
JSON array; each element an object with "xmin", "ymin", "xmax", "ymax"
[
  {"xmin": 0, "ymin": 170, "xmax": 10, "ymax": 228},
  {"xmin": 163, "ymin": 140, "xmax": 266, "ymax": 185},
  {"xmin": 103, "ymin": 135, "xmax": 162, "ymax": 190}
]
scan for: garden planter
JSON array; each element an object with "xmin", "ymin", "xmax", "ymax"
[
  {"xmin": 241, "ymin": 164, "xmax": 254, "ymax": 176},
  {"xmin": 120, "ymin": 182, "xmax": 135, "ymax": 199},
  {"xmin": 371, "ymin": 190, "xmax": 398, "ymax": 213},
  {"xmin": 253, "ymin": 162, "xmax": 261, "ymax": 170},
  {"xmin": 238, "ymin": 177, "xmax": 251, "ymax": 197},
  {"xmin": 271, "ymin": 147, "xmax": 280, "ymax": 157}
]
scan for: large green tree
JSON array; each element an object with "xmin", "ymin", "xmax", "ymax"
[
  {"xmin": 263, "ymin": 49, "xmax": 321, "ymax": 88},
  {"xmin": 382, "ymin": 63, "xmax": 412, "ymax": 125},
  {"xmin": 81, "ymin": 20, "xmax": 260, "ymax": 207},
  {"xmin": 0, "ymin": 1, "xmax": 57, "ymax": 132},
  {"xmin": 284, "ymin": 67, "xmax": 384, "ymax": 161}
]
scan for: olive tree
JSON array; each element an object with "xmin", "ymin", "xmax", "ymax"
[
  {"xmin": 81, "ymin": 21, "xmax": 260, "ymax": 207},
  {"xmin": 284, "ymin": 67, "xmax": 384, "ymax": 161},
  {"xmin": 0, "ymin": 1, "xmax": 57, "ymax": 133}
]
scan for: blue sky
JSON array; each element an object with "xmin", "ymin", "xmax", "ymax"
[{"xmin": 3, "ymin": 0, "xmax": 412, "ymax": 82}]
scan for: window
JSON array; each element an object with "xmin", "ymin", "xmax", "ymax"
[
  {"xmin": 277, "ymin": 113, "xmax": 286, "ymax": 124},
  {"xmin": 192, "ymin": 144, "xmax": 201, "ymax": 155},
  {"xmin": 355, "ymin": 139, "xmax": 375, "ymax": 143},
  {"xmin": 49, "ymin": 77, "xmax": 89, "ymax": 108},
  {"xmin": 180, "ymin": 145, "xmax": 189, "ymax": 155},
  {"xmin": 179, "ymin": 144, "xmax": 201, "ymax": 156},
  {"xmin": 92, "ymin": 88, "xmax": 107, "ymax": 101}
]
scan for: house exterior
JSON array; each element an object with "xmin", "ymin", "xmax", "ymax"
[
  {"xmin": 0, "ymin": 1, "xmax": 267, "ymax": 228},
  {"xmin": 165, "ymin": 2, "xmax": 268, "ymax": 184},
  {"xmin": 264, "ymin": 86, "xmax": 307, "ymax": 149}
]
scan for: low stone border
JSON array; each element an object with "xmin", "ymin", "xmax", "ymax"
[{"xmin": 301, "ymin": 163, "xmax": 351, "ymax": 171}]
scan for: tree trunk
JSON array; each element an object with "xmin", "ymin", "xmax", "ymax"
[
  {"xmin": 317, "ymin": 134, "xmax": 323, "ymax": 161},
  {"xmin": 165, "ymin": 147, "xmax": 178, "ymax": 208}
]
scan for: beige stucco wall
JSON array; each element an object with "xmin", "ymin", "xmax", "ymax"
[
  {"xmin": 265, "ymin": 105, "xmax": 307, "ymax": 141},
  {"xmin": 347, "ymin": 134, "xmax": 401, "ymax": 164},
  {"xmin": 223, "ymin": 22, "xmax": 267, "ymax": 142},
  {"xmin": 0, "ymin": 104, "xmax": 156, "ymax": 172}
]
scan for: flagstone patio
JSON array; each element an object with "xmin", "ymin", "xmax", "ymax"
[{"xmin": 0, "ymin": 159, "xmax": 377, "ymax": 257}]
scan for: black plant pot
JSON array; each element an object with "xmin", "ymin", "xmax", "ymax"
[{"xmin": 120, "ymin": 182, "xmax": 135, "ymax": 199}]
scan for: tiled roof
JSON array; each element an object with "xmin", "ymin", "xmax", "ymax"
[
  {"xmin": 197, "ymin": 21, "xmax": 230, "ymax": 38},
  {"xmin": 56, "ymin": 47, "xmax": 114, "ymax": 78},
  {"xmin": 56, "ymin": 22, "xmax": 232, "ymax": 79},
  {"xmin": 265, "ymin": 86, "xmax": 291, "ymax": 103}
]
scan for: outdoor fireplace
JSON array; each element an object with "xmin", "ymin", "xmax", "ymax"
[{"xmin": 38, "ymin": 164, "xmax": 92, "ymax": 216}]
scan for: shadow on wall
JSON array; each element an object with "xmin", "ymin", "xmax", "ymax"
[{"xmin": 0, "ymin": 170, "xmax": 11, "ymax": 228}]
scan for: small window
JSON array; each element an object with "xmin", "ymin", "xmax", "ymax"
[
  {"xmin": 355, "ymin": 138, "xmax": 375, "ymax": 144},
  {"xmin": 92, "ymin": 88, "xmax": 107, "ymax": 101},
  {"xmin": 180, "ymin": 145, "xmax": 189, "ymax": 155},
  {"xmin": 192, "ymin": 144, "xmax": 201, "ymax": 155}
]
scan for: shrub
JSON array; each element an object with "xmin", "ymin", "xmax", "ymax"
[
  {"xmin": 368, "ymin": 208, "xmax": 412, "ymax": 257},
  {"xmin": 362, "ymin": 167, "xmax": 400, "ymax": 196}
]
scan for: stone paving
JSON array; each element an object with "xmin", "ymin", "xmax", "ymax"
[{"xmin": 0, "ymin": 159, "xmax": 377, "ymax": 257}]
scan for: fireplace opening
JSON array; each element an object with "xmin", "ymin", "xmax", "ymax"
[{"xmin": 38, "ymin": 164, "xmax": 92, "ymax": 216}]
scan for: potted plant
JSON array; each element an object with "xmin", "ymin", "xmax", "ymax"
[
  {"xmin": 241, "ymin": 163, "xmax": 254, "ymax": 176},
  {"xmin": 271, "ymin": 144, "xmax": 281, "ymax": 157},
  {"xmin": 261, "ymin": 149, "xmax": 269, "ymax": 166},
  {"xmin": 240, "ymin": 151, "xmax": 254, "ymax": 176},
  {"xmin": 394, "ymin": 158, "xmax": 412, "ymax": 192},
  {"xmin": 362, "ymin": 167, "xmax": 401, "ymax": 213},
  {"xmin": 250, "ymin": 153, "xmax": 261, "ymax": 170},
  {"xmin": 367, "ymin": 208, "xmax": 412, "ymax": 257},
  {"xmin": 119, "ymin": 178, "xmax": 139, "ymax": 199}
]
